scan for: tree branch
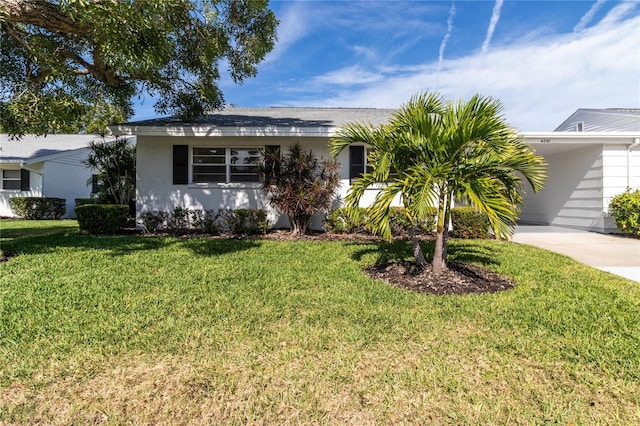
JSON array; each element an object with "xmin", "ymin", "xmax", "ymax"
[{"xmin": 0, "ymin": 0, "xmax": 90, "ymax": 35}]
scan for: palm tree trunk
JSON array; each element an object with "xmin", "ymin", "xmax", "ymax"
[
  {"xmin": 432, "ymin": 193, "xmax": 448, "ymax": 274},
  {"xmin": 408, "ymin": 225, "xmax": 427, "ymax": 267}
]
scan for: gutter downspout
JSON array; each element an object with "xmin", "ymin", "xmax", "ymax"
[{"xmin": 628, "ymin": 138, "xmax": 640, "ymax": 188}]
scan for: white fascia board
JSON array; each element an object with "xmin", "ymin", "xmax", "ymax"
[
  {"xmin": 524, "ymin": 132, "xmax": 640, "ymax": 144},
  {"xmin": 108, "ymin": 125, "xmax": 338, "ymax": 138}
]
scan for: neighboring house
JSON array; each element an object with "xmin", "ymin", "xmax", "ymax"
[
  {"xmin": 109, "ymin": 107, "xmax": 640, "ymax": 233},
  {"xmin": 520, "ymin": 109, "xmax": 640, "ymax": 233},
  {"xmin": 0, "ymin": 134, "xmax": 115, "ymax": 218}
]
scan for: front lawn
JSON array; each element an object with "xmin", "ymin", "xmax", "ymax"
[{"xmin": 1, "ymin": 220, "xmax": 638, "ymax": 424}]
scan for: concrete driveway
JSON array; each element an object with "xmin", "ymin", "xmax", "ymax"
[{"xmin": 512, "ymin": 225, "xmax": 640, "ymax": 282}]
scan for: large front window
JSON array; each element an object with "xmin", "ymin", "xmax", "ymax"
[{"xmin": 192, "ymin": 147, "xmax": 261, "ymax": 183}]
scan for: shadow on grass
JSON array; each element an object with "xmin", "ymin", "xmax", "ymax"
[
  {"xmin": 349, "ymin": 238, "xmax": 501, "ymax": 267},
  {"xmin": 2, "ymin": 230, "xmax": 261, "ymax": 259}
]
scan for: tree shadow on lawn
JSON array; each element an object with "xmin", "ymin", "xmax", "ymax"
[
  {"xmin": 349, "ymin": 239, "xmax": 501, "ymax": 267},
  {"xmin": 1, "ymin": 231, "xmax": 261, "ymax": 260}
]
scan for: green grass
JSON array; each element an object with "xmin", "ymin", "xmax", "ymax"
[{"xmin": 1, "ymin": 219, "xmax": 639, "ymax": 424}]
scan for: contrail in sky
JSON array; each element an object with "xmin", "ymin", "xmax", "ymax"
[
  {"xmin": 438, "ymin": 1, "xmax": 456, "ymax": 71},
  {"xmin": 481, "ymin": 0, "xmax": 504, "ymax": 53},
  {"xmin": 574, "ymin": 0, "xmax": 606, "ymax": 32}
]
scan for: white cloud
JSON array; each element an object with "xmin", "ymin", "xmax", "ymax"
[
  {"xmin": 481, "ymin": 0, "xmax": 504, "ymax": 53},
  {"xmin": 294, "ymin": 3, "xmax": 640, "ymax": 132},
  {"xmin": 262, "ymin": 2, "xmax": 309, "ymax": 66},
  {"xmin": 313, "ymin": 66, "xmax": 383, "ymax": 86},
  {"xmin": 574, "ymin": 0, "xmax": 607, "ymax": 32}
]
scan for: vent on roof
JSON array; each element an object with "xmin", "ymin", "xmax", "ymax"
[{"xmin": 576, "ymin": 121, "xmax": 584, "ymax": 132}]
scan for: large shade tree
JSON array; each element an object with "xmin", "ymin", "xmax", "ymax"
[
  {"xmin": 330, "ymin": 92, "xmax": 547, "ymax": 273},
  {"xmin": 0, "ymin": 0, "xmax": 278, "ymax": 136}
]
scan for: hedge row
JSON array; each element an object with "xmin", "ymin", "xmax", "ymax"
[
  {"xmin": 324, "ymin": 206, "xmax": 490, "ymax": 239},
  {"xmin": 75, "ymin": 204, "xmax": 129, "ymax": 235},
  {"xmin": 608, "ymin": 188, "xmax": 640, "ymax": 237},
  {"xmin": 141, "ymin": 208, "xmax": 269, "ymax": 236},
  {"xmin": 8, "ymin": 197, "xmax": 66, "ymax": 219}
]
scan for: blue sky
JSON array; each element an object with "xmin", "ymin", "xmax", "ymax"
[{"xmin": 132, "ymin": 0, "xmax": 640, "ymax": 131}]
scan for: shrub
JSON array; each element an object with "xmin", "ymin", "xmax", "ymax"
[
  {"xmin": 450, "ymin": 207, "xmax": 490, "ymax": 239},
  {"xmin": 324, "ymin": 208, "xmax": 371, "ymax": 234},
  {"xmin": 75, "ymin": 204, "xmax": 129, "ymax": 234},
  {"xmin": 74, "ymin": 198, "xmax": 99, "ymax": 206},
  {"xmin": 9, "ymin": 197, "xmax": 66, "ymax": 219},
  {"xmin": 190, "ymin": 209, "xmax": 222, "ymax": 235},
  {"xmin": 166, "ymin": 206, "xmax": 190, "ymax": 233},
  {"xmin": 609, "ymin": 188, "xmax": 640, "ymax": 237},
  {"xmin": 223, "ymin": 209, "xmax": 269, "ymax": 235},
  {"xmin": 261, "ymin": 143, "xmax": 339, "ymax": 235},
  {"xmin": 389, "ymin": 207, "xmax": 437, "ymax": 235},
  {"xmin": 140, "ymin": 211, "xmax": 169, "ymax": 234}
]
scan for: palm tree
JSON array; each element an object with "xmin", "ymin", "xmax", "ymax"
[{"xmin": 329, "ymin": 92, "xmax": 547, "ymax": 273}]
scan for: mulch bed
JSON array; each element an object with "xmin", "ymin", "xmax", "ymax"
[{"xmin": 364, "ymin": 261, "xmax": 513, "ymax": 295}]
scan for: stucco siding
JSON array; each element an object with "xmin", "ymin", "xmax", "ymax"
[
  {"xmin": 0, "ymin": 167, "xmax": 43, "ymax": 217},
  {"xmin": 520, "ymin": 145, "xmax": 605, "ymax": 231},
  {"xmin": 137, "ymin": 136, "xmax": 343, "ymax": 229},
  {"xmin": 42, "ymin": 154, "xmax": 95, "ymax": 218}
]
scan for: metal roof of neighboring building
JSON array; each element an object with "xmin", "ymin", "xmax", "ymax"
[
  {"xmin": 554, "ymin": 108, "xmax": 640, "ymax": 132},
  {"xmin": 0, "ymin": 134, "xmax": 112, "ymax": 163}
]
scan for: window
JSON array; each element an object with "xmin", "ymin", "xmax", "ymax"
[
  {"xmin": 2, "ymin": 170, "xmax": 23, "ymax": 190},
  {"xmin": 192, "ymin": 147, "xmax": 263, "ymax": 184},
  {"xmin": 349, "ymin": 146, "xmax": 396, "ymax": 184}
]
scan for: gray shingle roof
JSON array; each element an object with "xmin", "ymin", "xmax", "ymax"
[
  {"xmin": 121, "ymin": 107, "xmax": 397, "ymax": 129},
  {"xmin": 0, "ymin": 134, "xmax": 110, "ymax": 163},
  {"xmin": 554, "ymin": 108, "xmax": 640, "ymax": 132}
]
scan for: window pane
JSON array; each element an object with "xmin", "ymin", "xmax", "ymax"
[
  {"xmin": 3, "ymin": 170, "xmax": 21, "ymax": 179},
  {"xmin": 230, "ymin": 165, "xmax": 259, "ymax": 183},
  {"xmin": 2, "ymin": 180, "xmax": 21, "ymax": 190},
  {"xmin": 193, "ymin": 147, "xmax": 225, "ymax": 156},
  {"xmin": 193, "ymin": 164, "xmax": 226, "ymax": 182}
]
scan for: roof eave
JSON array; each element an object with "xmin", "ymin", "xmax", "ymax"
[{"xmin": 108, "ymin": 124, "xmax": 340, "ymax": 138}]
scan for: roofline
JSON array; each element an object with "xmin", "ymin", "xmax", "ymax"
[
  {"xmin": 108, "ymin": 124, "xmax": 338, "ymax": 137},
  {"xmin": 524, "ymin": 131, "xmax": 640, "ymax": 143}
]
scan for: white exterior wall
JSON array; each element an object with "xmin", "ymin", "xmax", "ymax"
[
  {"xmin": 0, "ymin": 166, "xmax": 43, "ymax": 217},
  {"xmin": 520, "ymin": 145, "xmax": 606, "ymax": 231},
  {"xmin": 41, "ymin": 151, "xmax": 95, "ymax": 218},
  {"xmin": 137, "ymin": 136, "xmax": 345, "ymax": 230},
  {"xmin": 602, "ymin": 144, "xmax": 640, "ymax": 232}
]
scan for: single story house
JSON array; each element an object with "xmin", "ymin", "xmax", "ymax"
[
  {"xmin": 0, "ymin": 134, "xmax": 118, "ymax": 218},
  {"xmin": 109, "ymin": 107, "xmax": 639, "ymax": 234}
]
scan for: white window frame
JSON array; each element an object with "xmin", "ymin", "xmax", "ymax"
[
  {"xmin": 191, "ymin": 146, "xmax": 263, "ymax": 185},
  {"xmin": 1, "ymin": 169, "xmax": 21, "ymax": 190}
]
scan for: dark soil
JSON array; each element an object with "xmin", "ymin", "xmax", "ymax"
[{"xmin": 364, "ymin": 261, "xmax": 513, "ymax": 295}]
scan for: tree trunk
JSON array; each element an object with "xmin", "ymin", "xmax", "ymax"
[
  {"xmin": 408, "ymin": 225, "xmax": 427, "ymax": 267},
  {"xmin": 432, "ymin": 192, "xmax": 448, "ymax": 274}
]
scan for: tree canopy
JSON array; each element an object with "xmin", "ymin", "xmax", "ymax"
[
  {"xmin": 330, "ymin": 92, "xmax": 547, "ymax": 273},
  {"xmin": 0, "ymin": 0, "xmax": 278, "ymax": 136}
]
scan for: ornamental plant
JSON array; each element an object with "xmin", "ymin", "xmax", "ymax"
[{"xmin": 608, "ymin": 188, "xmax": 640, "ymax": 237}]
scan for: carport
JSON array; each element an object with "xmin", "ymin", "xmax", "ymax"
[{"xmin": 518, "ymin": 132, "xmax": 640, "ymax": 233}]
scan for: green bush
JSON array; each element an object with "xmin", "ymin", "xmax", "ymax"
[
  {"xmin": 140, "ymin": 211, "xmax": 168, "ymax": 234},
  {"xmin": 450, "ymin": 207, "xmax": 490, "ymax": 239},
  {"xmin": 223, "ymin": 209, "xmax": 269, "ymax": 235},
  {"xmin": 75, "ymin": 204, "xmax": 129, "ymax": 234},
  {"xmin": 74, "ymin": 198, "xmax": 99, "ymax": 206},
  {"xmin": 190, "ymin": 209, "xmax": 222, "ymax": 235},
  {"xmin": 9, "ymin": 197, "xmax": 66, "ymax": 219},
  {"xmin": 609, "ymin": 188, "xmax": 640, "ymax": 237},
  {"xmin": 324, "ymin": 208, "xmax": 371, "ymax": 234}
]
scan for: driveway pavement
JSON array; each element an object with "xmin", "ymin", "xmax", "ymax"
[{"xmin": 512, "ymin": 225, "xmax": 640, "ymax": 282}]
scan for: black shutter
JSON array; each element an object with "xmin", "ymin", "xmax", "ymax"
[
  {"xmin": 20, "ymin": 169, "xmax": 30, "ymax": 191},
  {"xmin": 173, "ymin": 145, "xmax": 189, "ymax": 185},
  {"xmin": 91, "ymin": 175, "xmax": 99, "ymax": 193},
  {"xmin": 349, "ymin": 146, "xmax": 365, "ymax": 183}
]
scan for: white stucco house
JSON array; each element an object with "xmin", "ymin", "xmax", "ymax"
[
  {"xmin": 0, "ymin": 134, "xmax": 118, "ymax": 218},
  {"xmin": 109, "ymin": 107, "xmax": 640, "ymax": 233}
]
